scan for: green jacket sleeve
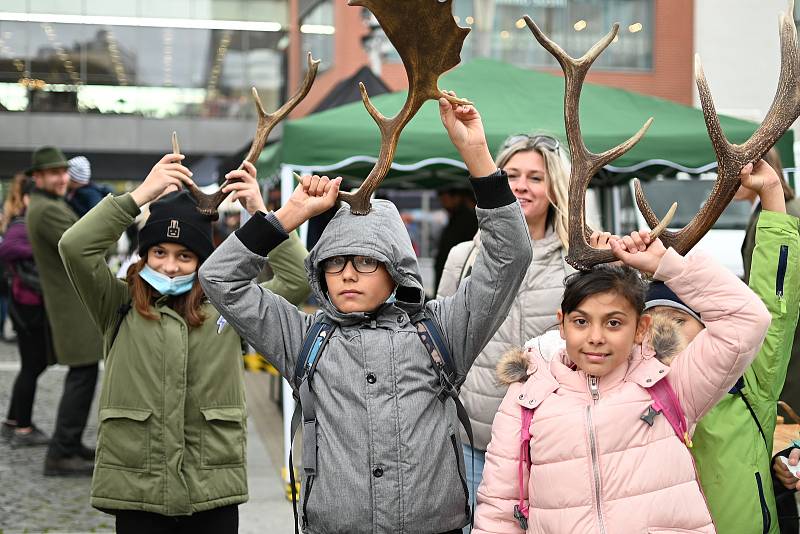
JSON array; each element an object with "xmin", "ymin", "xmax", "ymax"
[
  {"xmin": 58, "ymin": 194, "xmax": 136, "ymax": 334},
  {"xmin": 744, "ymin": 210, "xmax": 800, "ymax": 439},
  {"xmin": 259, "ymin": 231, "xmax": 310, "ymax": 306}
]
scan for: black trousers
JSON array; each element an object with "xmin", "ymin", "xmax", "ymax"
[
  {"xmin": 47, "ymin": 361, "xmax": 98, "ymax": 458},
  {"xmin": 5, "ymin": 302, "xmax": 49, "ymax": 428},
  {"xmin": 115, "ymin": 505, "xmax": 238, "ymax": 534}
]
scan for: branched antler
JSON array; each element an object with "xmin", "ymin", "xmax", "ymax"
[
  {"xmin": 525, "ymin": 17, "xmax": 675, "ymax": 271},
  {"xmin": 339, "ymin": 0, "xmax": 471, "ymax": 214},
  {"xmin": 182, "ymin": 52, "xmax": 321, "ymax": 217},
  {"xmin": 635, "ymin": 0, "xmax": 800, "ymax": 253}
]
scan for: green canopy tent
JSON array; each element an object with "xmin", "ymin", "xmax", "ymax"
[{"xmin": 263, "ymin": 58, "xmax": 794, "ymax": 191}]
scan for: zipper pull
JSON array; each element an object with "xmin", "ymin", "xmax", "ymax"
[
  {"xmin": 588, "ymin": 375, "xmax": 600, "ymax": 401},
  {"xmin": 779, "ymin": 291, "xmax": 787, "ymax": 315}
]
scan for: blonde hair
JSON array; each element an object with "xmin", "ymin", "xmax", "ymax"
[
  {"xmin": 2, "ymin": 173, "xmax": 30, "ymax": 233},
  {"xmin": 495, "ymin": 134, "xmax": 571, "ymax": 250}
]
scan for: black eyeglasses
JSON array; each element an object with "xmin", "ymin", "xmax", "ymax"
[
  {"xmin": 322, "ymin": 255, "xmax": 381, "ymax": 274},
  {"xmin": 500, "ymin": 134, "xmax": 561, "ymax": 153}
]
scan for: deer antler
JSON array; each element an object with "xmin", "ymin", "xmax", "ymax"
[
  {"xmin": 525, "ymin": 17, "xmax": 675, "ymax": 271},
  {"xmin": 634, "ymin": 0, "xmax": 800, "ymax": 254},
  {"xmin": 182, "ymin": 52, "xmax": 321, "ymax": 217},
  {"xmin": 338, "ymin": 0, "xmax": 471, "ymax": 214}
]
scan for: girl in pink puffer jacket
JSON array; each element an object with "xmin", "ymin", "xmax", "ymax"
[{"xmin": 474, "ymin": 231, "xmax": 771, "ymax": 534}]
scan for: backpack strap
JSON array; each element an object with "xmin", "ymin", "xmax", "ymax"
[
  {"xmin": 288, "ymin": 318, "xmax": 336, "ymax": 533},
  {"xmin": 514, "ymin": 406, "xmax": 535, "ymax": 530},
  {"xmin": 415, "ymin": 317, "xmax": 474, "ymax": 526},
  {"xmin": 108, "ymin": 302, "xmax": 132, "ymax": 352},
  {"xmin": 646, "ymin": 377, "xmax": 692, "ymax": 448}
]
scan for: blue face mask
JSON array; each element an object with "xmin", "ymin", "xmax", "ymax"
[{"xmin": 138, "ymin": 264, "xmax": 196, "ymax": 296}]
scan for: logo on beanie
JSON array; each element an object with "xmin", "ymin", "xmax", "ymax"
[{"xmin": 167, "ymin": 220, "xmax": 181, "ymax": 239}]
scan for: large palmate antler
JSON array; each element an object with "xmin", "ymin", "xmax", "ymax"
[
  {"xmin": 634, "ymin": 1, "xmax": 800, "ymax": 254},
  {"xmin": 339, "ymin": 0, "xmax": 471, "ymax": 214},
  {"xmin": 182, "ymin": 53, "xmax": 320, "ymax": 217},
  {"xmin": 525, "ymin": 17, "xmax": 675, "ymax": 271}
]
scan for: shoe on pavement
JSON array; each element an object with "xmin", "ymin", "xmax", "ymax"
[
  {"xmin": 10, "ymin": 426, "xmax": 50, "ymax": 447},
  {"xmin": 1, "ymin": 422, "xmax": 16, "ymax": 441},
  {"xmin": 77, "ymin": 444, "xmax": 96, "ymax": 461},
  {"xmin": 43, "ymin": 455, "xmax": 94, "ymax": 477}
]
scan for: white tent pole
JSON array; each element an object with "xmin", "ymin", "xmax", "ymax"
[{"xmin": 279, "ymin": 163, "xmax": 297, "ymax": 495}]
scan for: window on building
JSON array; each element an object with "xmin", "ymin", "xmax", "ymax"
[
  {"xmin": 453, "ymin": 0, "xmax": 653, "ymax": 71},
  {"xmin": 0, "ymin": 0, "xmax": 289, "ymax": 117},
  {"xmin": 300, "ymin": 0, "xmax": 335, "ymax": 73}
]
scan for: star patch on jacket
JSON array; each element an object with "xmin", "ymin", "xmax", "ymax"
[{"xmin": 217, "ymin": 315, "xmax": 227, "ymax": 334}]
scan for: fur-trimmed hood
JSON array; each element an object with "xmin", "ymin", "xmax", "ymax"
[{"xmin": 496, "ymin": 314, "xmax": 687, "ymax": 385}]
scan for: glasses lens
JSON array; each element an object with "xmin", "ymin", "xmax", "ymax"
[
  {"xmin": 323, "ymin": 256, "xmax": 347, "ymax": 273},
  {"xmin": 353, "ymin": 256, "xmax": 379, "ymax": 273}
]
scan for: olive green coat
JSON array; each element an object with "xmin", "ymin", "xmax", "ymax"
[
  {"xmin": 26, "ymin": 189, "xmax": 103, "ymax": 366},
  {"xmin": 58, "ymin": 194, "xmax": 310, "ymax": 515}
]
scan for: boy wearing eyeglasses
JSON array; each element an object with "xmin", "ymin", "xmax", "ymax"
[{"xmin": 198, "ymin": 100, "xmax": 532, "ymax": 534}]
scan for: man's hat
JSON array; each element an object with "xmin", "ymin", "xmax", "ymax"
[{"xmin": 26, "ymin": 146, "xmax": 70, "ymax": 176}]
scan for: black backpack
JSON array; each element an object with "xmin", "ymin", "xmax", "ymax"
[{"xmin": 288, "ymin": 313, "xmax": 475, "ymax": 533}]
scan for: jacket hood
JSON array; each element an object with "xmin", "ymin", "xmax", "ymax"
[
  {"xmin": 305, "ymin": 199, "xmax": 425, "ymax": 324},
  {"xmin": 496, "ymin": 317, "xmax": 687, "ymax": 384}
]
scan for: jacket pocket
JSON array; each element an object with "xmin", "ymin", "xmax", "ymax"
[
  {"xmin": 755, "ymin": 471, "xmax": 771, "ymax": 534},
  {"xmin": 98, "ymin": 407, "xmax": 152, "ymax": 472},
  {"xmin": 200, "ymin": 406, "xmax": 245, "ymax": 468}
]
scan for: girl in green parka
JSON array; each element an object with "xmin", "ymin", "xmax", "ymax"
[
  {"xmin": 58, "ymin": 153, "xmax": 310, "ymax": 534},
  {"xmin": 645, "ymin": 159, "xmax": 800, "ymax": 534}
]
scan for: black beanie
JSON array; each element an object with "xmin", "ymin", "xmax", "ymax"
[
  {"xmin": 138, "ymin": 190, "xmax": 214, "ymax": 262},
  {"xmin": 644, "ymin": 281, "xmax": 703, "ymax": 324}
]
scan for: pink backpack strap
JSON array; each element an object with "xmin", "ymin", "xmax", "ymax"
[
  {"xmin": 514, "ymin": 406, "xmax": 534, "ymax": 530},
  {"xmin": 647, "ymin": 377, "xmax": 692, "ymax": 448}
]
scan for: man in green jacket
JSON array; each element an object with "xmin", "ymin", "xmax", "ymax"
[
  {"xmin": 646, "ymin": 160, "xmax": 800, "ymax": 534},
  {"xmin": 26, "ymin": 146, "xmax": 104, "ymax": 476}
]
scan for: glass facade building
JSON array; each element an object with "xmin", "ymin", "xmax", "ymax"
[{"xmin": 0, "ymin": 1, "xmax": 292, "ymax": 118}]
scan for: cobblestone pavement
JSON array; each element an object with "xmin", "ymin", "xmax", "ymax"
[{"xmin": 0, "ymin": 339, "xmax": 295, "ymax": 533}]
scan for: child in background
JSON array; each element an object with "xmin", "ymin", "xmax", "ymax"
[{"xmin": 645, "ymin": 160, "xmax": 800, "ymax": 534}]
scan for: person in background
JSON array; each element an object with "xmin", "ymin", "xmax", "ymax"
[
  {"xmin": 66, "ymin": 156, "xmax": 113, "ymax": 217},
  {"xmin": 648, "ymin": 160, "xmax": 800, "ymax": 534},
  {"xmin": 0, "ymin": 173, "xmax": 52, "ymax": 447},
  {"xmin": 437, "ymin": 131, "xmax": 574, "ymax": 507},
  {"xmin": 434, "ymin": 185, "xmax": 477, "ymax": 293},
  {"xmin": 26, "ymin": 146, "xmax": 103, "ymax": 476}
]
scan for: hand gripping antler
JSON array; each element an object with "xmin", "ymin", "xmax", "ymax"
[
  {"xmin": 634, "ymin": 0, "xmax": 800, "ymax": 254},
  {"xmin": 181, "ymin": 52, "xmax": 320, "ymax": 217},
  {"xmin": 339, "ymin": 0, "xmax": 471, "ymax": 214},
  {"xmin": 525, "ymin": 17, "xmax": 675, "ymax": 271}
]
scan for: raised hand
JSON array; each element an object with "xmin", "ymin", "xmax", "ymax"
[
  {"xmin": 221, "ymin": 161, "xmax": 266, "ymax": 215},
  {"xmin": 438, "ymin": 92, "xmax": 496, "ymax": 177},
  {"xmin": 274, "ymin": 174, "xmax": 342, "ymax": 232},
  {"xmin": 609, "ymin": 230, "xmax": 667, "ymax": 275},
  {"xmin": 131, "ymin": 153, "xmax": 195, "ymax": 207},
  {"xmin": 739, "ymin": 160, "xmax": 786, "ymax": 213}
]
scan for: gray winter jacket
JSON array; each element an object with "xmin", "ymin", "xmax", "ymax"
[{"xmin": 199, "ymin": 174, "xmax": 531, "ymax": 534}]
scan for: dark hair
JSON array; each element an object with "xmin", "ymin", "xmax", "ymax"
[{"xmin": 561, "ymin": 264, "xmax": 647, "ymax": 317}]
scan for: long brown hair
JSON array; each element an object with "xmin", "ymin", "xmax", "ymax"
[
  {"xmin": 2, "ymin": 173, "xmax": 30, "ymax": 233},
  {"xmin": 126, "ymin": 257, "xmax": 207, "ymax": 328}
]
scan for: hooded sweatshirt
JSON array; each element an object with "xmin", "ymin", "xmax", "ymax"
[{"xmin": 199, "ymin": 173, "xmax": 532, "ymax": 533}]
